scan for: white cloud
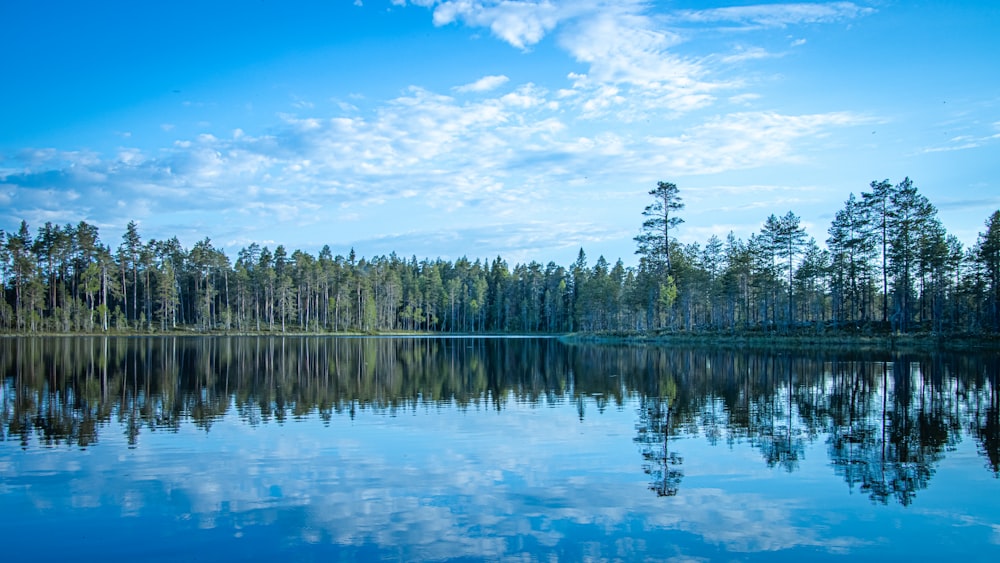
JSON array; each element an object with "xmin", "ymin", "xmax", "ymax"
[
  {"xmin": 919, "ymin": 132, "xmax": 1000, "ymax": 154},
  {"xmin": 645, "ymin": 111, "xmax": 870, "ymax": 175},
  {"xmin": 455, "ymin": 74, "xmax": 510, "ymax": 93},
  {"xmin": 673, "ymin": 2, "xmax": 875, "ymax": 28},
  {"xmin": 401, "ymin": 1, "xmax": 717, "ymax": 97},
  {"xmin": 729, "ymin": 93, "xmax": 761, "ymax": 105},
  {"xmin": 559, "ymin": 9, "xmax": 699, "ymax": 87},
  {"xmin": 720, "ymin": 46, "xmax": 777, "ymax": 64},
  {"xmin": 1, "ymin": 86, "xmax": 867, "ymax": 255},
  {"xmin": 428, "ymin": 0, "xmax": 571, "ymax": 50},
  {"xmin": 395, "ymin": 2, "xmax": 734, "ymax": 125}
]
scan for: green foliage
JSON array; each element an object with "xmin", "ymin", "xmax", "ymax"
[
  {"xmin": 0, "ymin": 177, "xmax": 997, "ymax": 336},
  {"xmin": 635, "ymin": 181, "xmax": 684, "ymax": 274},
  {"xmin": 659, "ymin": 277, "xmax": 677, "ymax": 310}
]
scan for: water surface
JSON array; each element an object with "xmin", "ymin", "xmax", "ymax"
[{"xmin": 2, "ymin": 336, "xmax": 998, "ymax": 561}]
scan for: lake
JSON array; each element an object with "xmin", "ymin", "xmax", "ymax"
[{"xmin": 2, "ymin": 336, "xmax": 999, "ymax": 561}]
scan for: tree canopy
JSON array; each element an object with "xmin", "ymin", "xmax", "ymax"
[{"xmin": 1, "ymin": 177, "xmax": 998, "ymax": 336}]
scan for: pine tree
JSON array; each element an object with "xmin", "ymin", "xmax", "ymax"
[
  {"xmin": 977, "ymin": 210, "xmax": 1000, "ymax": 330},
  {"xmin": 862, "ymin": 179, "xmax": 894, "ymax": 324},
  {"xmin": 828, "ymin": 193, "xmax": 875, "ymax": 326},
  {"xmin": 118, "ymin": 220, "xmax": 142, "ymax": 327},
  {"xmin": 886, "ymin": 177, "xmax": 937, "ymax": 332},
  {"xmin": 775, "ymin": 211, "xmax": 808, "ymax": 328},
  {"xmin": 635, "ymin": 181, "xmax": 684, "ymax": 275}
]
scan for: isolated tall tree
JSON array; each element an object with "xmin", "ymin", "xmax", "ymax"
[{"xmin": 635, "ymin": 181, "xmax": 685, "ymax": 274}]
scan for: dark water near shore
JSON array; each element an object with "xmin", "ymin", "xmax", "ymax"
[{"xmin": 2, "ymin": 336, "xmax": 999, "ymax": 561}]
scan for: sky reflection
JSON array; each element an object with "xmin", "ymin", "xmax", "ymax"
[{"xmin": 2, "ymin": 337, "xmax": 1000, "ymax": 561}]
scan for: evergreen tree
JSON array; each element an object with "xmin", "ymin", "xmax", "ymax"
[
  {"xmin": 635, "ymin": 181, "xmax": 684, "ymax": 275},
  {"xmin": 6, "ymin": 221, "xmax": 35, "ymax": 330},
  {"xmin": 828, "ymin": 193, "xmax": 876, "ymax": 326},
  {"xmin": 886, "ymin": 177, "xmax": 937, "ymax": 332},
  {"xmin": 862, "ymin": 179, "xmax": 894, "ymax": 323},
  {"xmin": 977, "ymin": 210, "xmax": 1000, "ymax": 330},
  {"xmin": 775, "ymin": 211, "xmax": 808, "ymax": 327},
  {"xmin": 118, "ymin": 220, "xmax": 142, "ymax": 327}
]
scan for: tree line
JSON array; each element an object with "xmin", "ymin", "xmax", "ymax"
[{"xmin": 1, "ymin": 176, "xmax": 999, "ymax": 335}]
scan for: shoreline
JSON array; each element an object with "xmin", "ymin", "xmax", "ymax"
[
  {"xmin": 558, "ymin": 331, "xmax": 1000, "ymax": 352},
  {"xmin": 2, "ymin": 329, "xmax": 998, "ymax": 351}
]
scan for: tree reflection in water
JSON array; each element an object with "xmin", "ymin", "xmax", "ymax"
[
  {"xmin": 2, "ymin": 336, "xmax": 998, "ymax": 505},
  {"xmin": 635, "ymin": 396, "xmax": 683, "ymax": 496}
]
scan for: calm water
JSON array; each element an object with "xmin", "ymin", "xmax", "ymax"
[{"xmin": 2, "ymin": 336, "xmax": 999, "ymax": 561}]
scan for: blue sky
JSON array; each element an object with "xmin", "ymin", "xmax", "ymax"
[{"xmin": 2, "ymin": 0, "xmax": 998, "ymax": 265}]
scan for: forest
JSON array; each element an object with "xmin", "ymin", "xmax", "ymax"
[{"xmin": 1, "ymin": 177, "xmax": 999, "ymax": 336}]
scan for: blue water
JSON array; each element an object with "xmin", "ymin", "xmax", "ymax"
[{"xmin": 1, "ymin": 337, "xmax": 998, "ymax": 561}]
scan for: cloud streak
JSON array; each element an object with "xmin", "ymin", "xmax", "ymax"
[
  {"xmin": 455, "ymin": 74, "xmax": 510, "ymax": 93},
  {"xmin": 673, "ymin": 2, "xmax": 875, "ymax": 28}
]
